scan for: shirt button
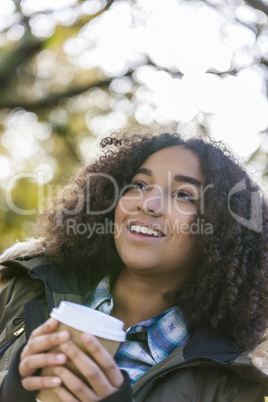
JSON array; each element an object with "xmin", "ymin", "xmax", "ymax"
[{"xmin": 136, "ymin": 325, "xmax": 143, "ymax": 332}]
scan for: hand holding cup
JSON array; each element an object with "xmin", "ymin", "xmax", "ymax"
[{"xmin": 19, "ymin": 302, "xmax": 126, "ymax": 402}]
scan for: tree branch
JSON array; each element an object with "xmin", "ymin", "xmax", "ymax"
[
  {"xmin": 0, "ymin": 75, "xmax": 119, "ymax": 110},
  {"xmin": 195, "ymin": 0, "xmax": 268, "ymax": 17},
  {"xmin": 12, "ymin": 0, "xmax": 115, "ymax": 21},
  {"xmin": 0, "ymin": 34, "xmax": 42, "ymax": 89},
  {"xmin": 245, "ymin": 0, "xmax": 268, "ymax": 16},
  {"xmin": 0, "ymin": 0, "xmax": 116, "ymax": 92}
]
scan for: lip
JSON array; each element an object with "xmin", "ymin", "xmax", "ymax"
[
  {"xmin": 126, "ymin": 220, "xmax": 166, "ymax": 242},
  {"xmin": 128, "ymin": 220, "xmax": 165, "ymax": 235}
]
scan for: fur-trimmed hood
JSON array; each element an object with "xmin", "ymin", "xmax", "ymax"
[
  {"xmin": 0, "ymin": 238, "xmax": 46, "ymax": 264},
  {"xmin": 250, "ymin": 339, "xmax": 268, "ymax": 377}
]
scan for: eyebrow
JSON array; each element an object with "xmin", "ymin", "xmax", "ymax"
[
  {"xmin": 135, "ymin": 168, "xmax": 203, "ymax": 188},
  {"xmin": 174, "ymin": 174, "xmax": 203, "ymax": 188},
  {"xmin": 135, "ymin": 168, "xmax": 152, "ymax": 176}
]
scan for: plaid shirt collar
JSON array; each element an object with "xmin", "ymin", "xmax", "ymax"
[
  {"xmin": 84, "ymin": 276, "xmax": 189, "ymax": 352},
  {"xmin": 84, "ymin": 276, "xmax": 189, "ymax": 383},
  {"xmin": 84, "ymin": 276, "xmax": 114, "ymax": 314}
]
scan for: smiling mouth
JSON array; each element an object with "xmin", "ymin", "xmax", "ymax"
[{"xmin": 128, "ymin": 224, "xmax": 164, "ymax": 238}]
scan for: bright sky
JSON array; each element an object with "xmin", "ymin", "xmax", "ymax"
[{"xmin": 1, "ymin": 0, "xmax": 268, "ymax": 184}]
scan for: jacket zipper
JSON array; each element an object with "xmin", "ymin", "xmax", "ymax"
[
  {"xmin": 0, "ymin": 325, "xmax": 25, "ymax": 358},
  {"xmin": 133, "ymin": 356, "xmax": 229, "ymax": 399},
  {"xmin": 0, "ymin": 271, "xmax": 53, "ymax": 358},
  {"xmin": 27, "ymin": 271, "xmax": 54, "ymax": 312}
]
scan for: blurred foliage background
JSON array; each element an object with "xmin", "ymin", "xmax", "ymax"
[{"xmin": 0, "ymin": 0, "xmax": 268, "ymax": 251}]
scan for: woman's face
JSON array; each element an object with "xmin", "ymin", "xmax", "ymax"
[{"xmin": 114, "ymin": 146, "xmax": 205, "ymax": 281}]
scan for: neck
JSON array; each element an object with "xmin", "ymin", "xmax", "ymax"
[{"xmin": 111, "ymin": 268, "xmax": 183, "ymax": 330}]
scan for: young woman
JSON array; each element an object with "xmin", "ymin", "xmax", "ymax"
[{"xmin": 0, "ymin": 130, "xmax": 268, "ymax": 401}]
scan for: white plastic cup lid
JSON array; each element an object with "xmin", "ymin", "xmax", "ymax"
[{"xmin": 50, "ymin": 301, "xmax": 126, "ymax": 342}]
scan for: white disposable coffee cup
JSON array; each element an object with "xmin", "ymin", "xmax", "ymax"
[{"xmin": 37, "ymin": 301, "xmax": 126, "ymax": 402}]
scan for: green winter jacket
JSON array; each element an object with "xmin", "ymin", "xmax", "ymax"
[{"xmin": 0, "ymin": 256, "xmax": 268, "ymax": 401}]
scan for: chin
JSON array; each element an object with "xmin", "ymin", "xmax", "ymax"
[{"xmin": 123, "ymin": 259, "xmax": 157, "ymax": 272}]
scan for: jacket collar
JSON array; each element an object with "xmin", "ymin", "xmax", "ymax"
[
  {"xmin": 183, "ymin": 328, "xmax": 243, "ymax": 362},
  {"xmin": 1, "ymin": 256, "xmax": 89, "ymax": 309},
  {"xmin": 132, "ymin": 328, "xmax": 268, "ymax": 397}
]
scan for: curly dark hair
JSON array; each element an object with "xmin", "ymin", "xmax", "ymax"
[{"xmin": 34, "ymin": 130, "xmax": 268, "ymax": 350}]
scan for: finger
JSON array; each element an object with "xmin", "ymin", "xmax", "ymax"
[
  {"xmin": 21, "ymin": 330, "xmax": 70, "ymax": 360},
  {"xmin": 21, "ymin": 374, "xmax": 61, "ymax": 391},
  {"xmin": 19, "ymin": 352, "xmax": 67, "ymax": 378},
  {"xmin": 60, "ymin": 341, "xmax": 117, "ymax": 398},
  {"xmin": 30, "ymin": 318, "xmax": 59, "ymax": 338},
  {"xmin": 81, "ymin": 333, "xmax": 124, "ymax": 388},
  {"xmin": 51, "ymin": 366, "xmax": 99, "ymax": 402},
  {"xmin": 53, "ymin": 386, "xmax": 80, "ymax": 402}
]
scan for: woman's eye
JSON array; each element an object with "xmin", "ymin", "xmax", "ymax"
[
  {"xmin": 132, "ymin": 181, "xmax": 147, "ymax": 191},
  {"xmin": 174, "ymin": 191, "xmax": 194, "ymax": 202}
]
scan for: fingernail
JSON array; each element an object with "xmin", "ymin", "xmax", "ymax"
[
  {"xmin": 81, "ymin": 333, "xmax": 93, "ymax": 342},
  {"xmin": 45, "ymin": 318, "xmax": 55, "ymax": 327},
  {"xmin": 56, "ymin": 354, "xmax": 66, "ymax": 362},
  {"xmin": 51, "ymin": 377, "xmax": 61, "ymax": 385}
]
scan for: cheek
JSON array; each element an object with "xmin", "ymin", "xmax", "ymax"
[
  {"xmin": 114, "ymin": 198, "xmax": 134, "ymax": 238},
  {"xmin": 169, "ymin": 206, "xmax": 197, "ymax": 225},
  {"xmin": 114, "ymin": 204, "xmax": 123, "ymax": 237},
  {"xmin": 171, "ymin": 199, "xmax": 198, "ymax": 216},
  {"xmin": 114, "ymin": 199, "xmax": 127, "ymax": 224},
  {"xmin": 166, "ymin": 210, "xmax": 197, "ymax": 238},
  {"xmin": 115, "ymin": 196, "xmax": 138, "ymax": 218},
  {"xmin": 114, "ymin": 206, "xmax": 128, "ymax": 260}
]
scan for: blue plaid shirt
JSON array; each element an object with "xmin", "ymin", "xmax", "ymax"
[{"xmin": 83, "ymin": 277, "xmax": 189, "ymax": 385}]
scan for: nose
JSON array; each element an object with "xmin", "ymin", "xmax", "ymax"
[{"xmin": 137, "ymin": 187, "xmax": 164, "ymax": 216}]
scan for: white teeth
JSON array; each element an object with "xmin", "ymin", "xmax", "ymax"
[{"xmin": 130, "ymin": 225, "xmax": 162, "ymax": 237}]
